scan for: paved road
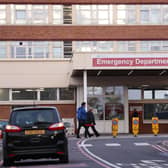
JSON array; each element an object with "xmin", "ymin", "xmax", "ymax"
[{"xmin": 0, "ymin": 135, "xmax": 168, "ymax": 168}]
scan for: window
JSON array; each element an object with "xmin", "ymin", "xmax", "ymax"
[
  {"xmin": 163, "ymin": 5, "xmax": 168, "ymax": 24},
  {"xmin": 128, "ymin": 89, "xmax": 141, "ymax": 100},
  {"xmin": 0, "ymin": 5, "xmax": 6, "ymax": 24},
  {"xmin": 144, "ymin": 104, "xmax": 168, "ymax": 120},
  {"xmin": 53, "ymin": 5, "xmax": 63, "ymax": 24},
  {"xmin": 155, "ymin": 90, "xmax": 168, "ymax": 99},
  {"xmin": 140, "ymin": 5, "xmax": 161, "ymax": 24},
  {"xmin": 0, "ymin": 42, "xmax": 6, "ymax": 58},
  {"xmin": 12, "ymin": 89, "xmax": 37, "ymax": 100},
  {"xmin": 64, "ymin": 41, "xmax": 72, "ymax": 58},
  {"xmin": 11, "ymin": 5, "xmax": 48, "ymax": 24},
  {"xmin": 144, "ymin": 90, "xmax": 153, "ymax": 99},
  {"xmin": 52, "ymin": 41, "xmax": 63, "ymax": 58},
  {"xmin": 16, "ymin": 10, "xmax": 26, "ymax": 20},
  {"xmin": 59, "ymin": 88, "xmax": 74, "ymax": 100},
  {"xmin": 117, "ymin": 5, "xmax": 136, "ymax": 24},
  {"xmin": 0, "ymin": 89, "xmax": 9, "ymax": 101},
  {"xmin": 117, "ymin": 41, "xmax": 136, "ymax": 52},
  {"xmin": 32, "ymin": 42, "xmax": 49, "ymax": 58},
  {"xmin": 10, "ymin": 41, "xmax": 49, "ymax": 59},
  {"xmin": 76, "ymin": 5, "xmax": 112, "ymax": 25},
  {"xmin": 40, "ymin": 88, "xmax": 57, "ymax": 100},
  {"xmin": 32, "ymin": 5, "xmax": 48, "ymax": 24},
  {"xmin": 88, "ymin": 86, "xmax": 124, "ymax": 120}
]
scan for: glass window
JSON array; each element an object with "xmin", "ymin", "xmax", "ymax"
[
  {"xmin": 88, "ymin": 97, "xmax": 104, "ymax": 120},
  {"xmin": 0, "ymin": 89, "xmax": 9, "ymax": 101},
  {"xmin": 155, "ymin": 90, "xmax": 168, "ymax": 99},
  {"xmin": 16, "ymin": 10, "xmax": 26, "ymax": 20},
  {"xmin": 11, "ymin": 109, "xmax": 59, "ymax": 126},
  {"xmin": 59, "ymin": 88, "xmax": 74, "ymax": 100},
  {"xmin": 117, "ymin": 5, "xmax": 136, "ymax": 24},
  {"xmin": 140, "ymin": 6, "xmax": 150, "ymax": 24},
  {"xmin": 151, "ymin": 41, "xmax": 161, "ymax": 51},
  {"xmin": 105, "ymin": 87, "xmax": 124, "ymax": 120},
  {"xmin": 87, "ymin": 87, "xmax": 103, "ymax": 95},
  {"xmin": 0, "ymin": 5, "xmax": 6, "ymax": 24},
  {"xmin": 40, "ymin": 88, "xmax": 57, "ymax": 100},
  {"xmin": 144, "ymin": 104, "xmax": 168, "ymax": 120},
  {"xmin": 76, "ymin": 5, "xmax": 112, "ymax": 25},
  {"xmin": 31, "ymin": 5, "xmax": 48, "ymax": 24},
  {"xmin": 144, "ymin": 90, "xmax": 153, "ymax": 99},
  {"xmin": 12, "ymin": 89, "xmax": 37, "ymax": 100},
  {"xmin": 53, "ymin": 5, "xmax": 63, "ymax": 24},
  {"xmin": 128, "ymin": 89, "xmax": 141, "ymax": 100},
  {"xmin": 96, "ymin": 41, "xmax": 113, "ymax": 52},
  {"xmin": 162, "ymin": 41, "xmax": 168, "ymax": 51},
  {"xmin": 140, "ymin": 41, "xmax": 150, "ymax": 51},
  {"xmin": 163, "ymin": 5, "xmax": 168, "ymax": 24},
  {"xmin": 52, "ymin": 41, "xmax": 63, "ymax": 58},
  {"xmin": 0, "ymin": 42, "xmax": 6, "ymax": 58}
]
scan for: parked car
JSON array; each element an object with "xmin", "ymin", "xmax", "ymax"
[
  {"xmin": 0, "ymin": 119, "xmax": 8, "ymax": 139},
  {"xmin": 2, "ymin": 106, "xmax": 69, "ymax": 166}
]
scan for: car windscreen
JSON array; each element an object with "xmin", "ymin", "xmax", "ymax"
[{"xmin": 10, "ymin": 109, "xmax": 60, "ymax": 127}]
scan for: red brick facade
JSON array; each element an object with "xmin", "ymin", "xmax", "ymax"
[{"xmin": 0, "ymin": 26, "xmax": 168, "ymax": 41}]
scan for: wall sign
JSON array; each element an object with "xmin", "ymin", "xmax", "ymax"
[{"xmin": 93, "ymin": 57, "xmax": 168, "ymax": 67}]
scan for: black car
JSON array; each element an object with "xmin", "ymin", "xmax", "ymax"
[{"xmin": 2, "ymin": 106, "xmax": 69, "ymax": 166}]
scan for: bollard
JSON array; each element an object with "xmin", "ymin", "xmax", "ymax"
[
  {"xmin": 132, "ymin": 117, "xmax": 139, "ymax": 137},
  {"xmin": 152, "ymin": 117, "xmax": 159, "ymax": 136},
  {"xmin": 112, "ymin": 118, "xmax": 118, "ymax": 138}
]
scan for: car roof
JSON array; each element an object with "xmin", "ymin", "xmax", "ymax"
[{"xmin": 12, "ymin": 106, "xmax": 58, "ymax": 112}]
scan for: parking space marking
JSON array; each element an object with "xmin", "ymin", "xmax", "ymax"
[
  {"xmin": 134, "ymin": 143, "xmax": 150, "ymax": 146},
  {"xmin": 105, "ymin": 143, "xmax": 121, "ymax": 147}
]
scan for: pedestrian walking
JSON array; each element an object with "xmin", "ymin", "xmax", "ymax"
[
  {"xmin": 86, "ymin": 108, "xmax": 100, "ymax": 137},
  {"xmin": 76, "ymin": 102, "xmax": 91, "ymax": 138}
]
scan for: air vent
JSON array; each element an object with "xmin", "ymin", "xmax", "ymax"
[
  {"xmin": 63, "ymin": 5, "xmax": 72, "ymax": 24},
  {"xmin": 64, "ymin": 41, "xmax": 72, "ymax": 58}
]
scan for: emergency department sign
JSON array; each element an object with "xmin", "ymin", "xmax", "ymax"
[
  {"xmin": 92, "ymin": 53, "xmax": 168, "ymax": 67},
  {"xmin": 93, "ymin": 58, "xmax": 168, "ymax": 67}
]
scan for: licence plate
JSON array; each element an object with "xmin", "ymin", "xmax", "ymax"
[{"xmin": 25, "ymin": 130, "xmax": 45, "ymax": 135}]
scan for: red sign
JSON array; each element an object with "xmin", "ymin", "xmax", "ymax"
[{"xmin": 93, "ymin": 57, "xmax": 168, "ymax": 67}]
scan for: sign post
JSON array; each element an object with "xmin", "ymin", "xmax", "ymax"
[
  {"xmin": 132, "ymin": 117, "xmax": 139, "ymax": 137},
  {"xmin": 152, "ymin": 117, "xmax": 159, "ymax": 136},
  {"xmin": 112, "ymin": 118, "xmax": 118, "ymax": 138}
]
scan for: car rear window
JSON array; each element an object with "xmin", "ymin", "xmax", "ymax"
[{"xmin": 10, "ymin": 109, "xmax": 60, "ymax": 127}]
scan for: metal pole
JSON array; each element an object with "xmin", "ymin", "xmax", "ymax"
[{"xmin": 83, "ymin": 70, "xmax": 87, "ymax": 108}]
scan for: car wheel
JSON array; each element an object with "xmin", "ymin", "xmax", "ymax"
[
  {"xmin": 3, "ymin": 156, "xmax": 13, "ymax": 166},
  {"xmin": 59, "ymin": 154, "xmax": 69, "ymax": 163},
  {"xmin": 3, "ymin": 150, "xmax": 14, "ymax": 166}
]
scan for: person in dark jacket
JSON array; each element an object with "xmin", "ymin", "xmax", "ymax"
[
  {"xmin": 76, "ymin": 102, "xmax": 91, "ymax": 138},
  {"xmin": 132, "ymin": 108, "xmax": 139, "ymax": 118},
  {"xmin": 86, "ymin": 108, "xmax": 100, "ymax": 137}
]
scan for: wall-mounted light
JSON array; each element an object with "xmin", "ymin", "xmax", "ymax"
[
  {"xmin": 97, "ymin": 70, "xmax": 102, "ymax": 76},
  {"xmin": 128, "ymin": 70, "xmax": 133, "ymax": 76},
  {"xmin": 159, "ymin": 70, "xmax": 166, "ymax": 76}
]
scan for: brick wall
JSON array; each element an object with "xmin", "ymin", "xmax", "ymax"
[
  {"xmin": 0, "ymin": 26, "xmax": 168, "ymax": 40},
  {"xmin": 0, "ymin": 105, "xmax": 11, "ymax": 119}
]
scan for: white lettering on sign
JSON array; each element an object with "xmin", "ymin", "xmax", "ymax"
[{"xmin": 93, "ymin": 58, "xmax": 168, "ymax": 67}]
